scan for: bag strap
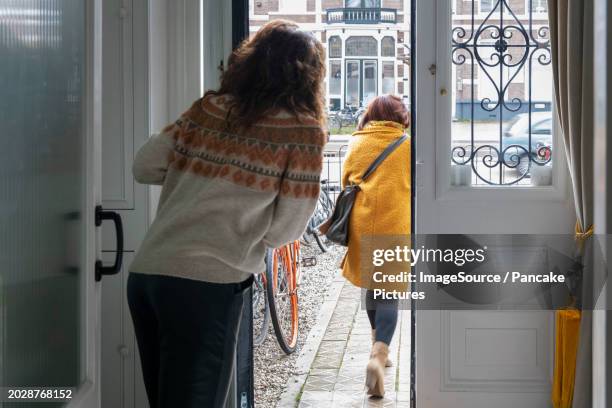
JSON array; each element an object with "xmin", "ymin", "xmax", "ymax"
[{"xmin": 361, "ymin": 135, "xmax": 407, "ymax": 182}]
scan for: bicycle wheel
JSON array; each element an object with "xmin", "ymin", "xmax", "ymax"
[
  {"xmin": 252, "ymin": 272, "xmax": 269, "ymax": 346},
  {"xmin": 266, "ymin": 244, "xmax": 299, "ymax": 354},
  {"xmin": 313, "ymin": 232, "xmax": 328, "ymax": 253},
  {"xmin": 310, "ymin": 187, "xmax": 335, "ymax": 252},
  {"xmin": 328, "ymin": 116, "xmax": 341, "ymax": 132}
]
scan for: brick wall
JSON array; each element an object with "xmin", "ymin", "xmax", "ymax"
[
  {"xmin": 455, "ymin": 0, "xmax": 473, "ymax": 15},
  {"xmin": 322, "ymin": 0, "xmax": 343, "ymax": 9},
  {"xmin": 272, "ymin": 14, "xmax": 316, "ymax": 23},
  {"xmin": 383, "ymin": 0, "xmax": 403, "ymax": 9},
  {"xmin": 507, "ymin": 82, "xmax": 524, "ymax": 101},
  {"xmin": 509, "ymin": 0, "xmax": 525, "ymax": 15},
  {"xmin": 253, "ymin": 0, "xmax": 279, "ymax": 15}
]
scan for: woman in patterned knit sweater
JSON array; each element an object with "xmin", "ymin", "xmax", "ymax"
[{"xmin": 128, "ymin": 20, "xmax": 327, "ymax": 408}]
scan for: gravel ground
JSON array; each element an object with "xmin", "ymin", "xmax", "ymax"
[{"xmin": 254, "ymin": 242, "xmax": 345, "ymax": 408}]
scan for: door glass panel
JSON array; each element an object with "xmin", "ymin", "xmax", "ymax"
[
  {"xmin": 345, "ymin": 60, "xmax": 360, "ymax": 107},
  {"xmin": 329, "ymin": 60, "xmax": 342, "ymax": 95},
  {"xmin": 382, "ymin": 61, "xmax": 395, "ymax": 94},
  {"xmin": 450, "ymin": 0, "xmax": 553, "ymax": 186},
  {"xmin": 0, "ymin": 0, "xmax": 86, "ymax": 400},
  {"xmin": 363, "ymin": 60, "xmax": 377, "ymax": 106}
]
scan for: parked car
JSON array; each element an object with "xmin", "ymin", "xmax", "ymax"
[{"xmin": 502, "ymin": 112, "xmax": 552, "ymax": 174}]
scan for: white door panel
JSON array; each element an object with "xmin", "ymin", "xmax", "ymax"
[
  {"xmin": 102, "ymin": 0, "xmax": 135, "ymax": 210},
  {"xmin": 101, "ymin": 0, "xmax": 149, "ymax": 253},
  {"xmin": 100, "ymin": 0, "xmax": 150, "ymax": 405},
  {"xmin": 415, "ymin": 1, "xmax": 573, "ymax": 407},
  {"xmin": 102, "ymin": 253, "xmax": 149, "ymax": 408},
  {"xmin": 444, "ymin": 311, "xmax": 552, "ymax": 388}
]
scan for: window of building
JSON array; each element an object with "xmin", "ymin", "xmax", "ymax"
[
  {"xmin": 480, "ymin": 0, "xmax": 494, "ymax": 13},
  {"xmin": 346, "ymin": 36, "xmax": 377, "ymax": 57},
  {"xmin": 382, "ymin": 62, "xmax": 395, "ymax": 94},
  {"xmin": 329, "ymin": 60, "xmax": 342, "ymax": 95},
  {"xmin": 345, "ymin": 0, "xmax": 381, "ymax": 7},
  {"xmin": 329, "ymin": 36, "xmax": 342, "ymax": 58},
  {"xmin": 530, "ymin": 0, "xmax": 548, "ymax": 13},
  {"xmin": 381, "ymin": 36, "xmax": 395, "ymax": 57}
]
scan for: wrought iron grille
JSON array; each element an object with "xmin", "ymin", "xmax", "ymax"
[{"xmin": 450, "ymin": 0, "xmax": 552, "ymax": 186}]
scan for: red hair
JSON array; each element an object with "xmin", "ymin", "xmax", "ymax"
[{"xmin": 358, "ymin": 95, "xmax": 410, "ymax": 130}]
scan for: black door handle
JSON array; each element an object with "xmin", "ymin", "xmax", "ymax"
[{"xmin": 95, "ymin": 205, "xmax": 124, "ymax": 282}]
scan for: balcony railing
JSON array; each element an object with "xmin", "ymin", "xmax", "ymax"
[{"xmin": 326, "ymin": 7, "xmax": 397, "ymax": 24}]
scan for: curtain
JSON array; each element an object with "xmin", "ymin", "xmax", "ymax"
[{"xmin": 548, "ymin": 1, "xmax": 595, "ymax": 407}]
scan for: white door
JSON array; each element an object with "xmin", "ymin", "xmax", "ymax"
[
  {"xmin": 0, "ymin": 0, "xmax": 105, "ymax": 407},
  {"xmin": 99, "ymin": 0, "xmax": 150, "ymax": 405},
  {"xmin": 415, "ymin": 1, "xmax": 574, "ymax": 407}
]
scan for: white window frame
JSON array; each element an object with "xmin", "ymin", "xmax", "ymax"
[
  {"xmin": 279, "ymin": 0, "xmax": 307, "ymax": 14},
  {"xmin": 527, "ymin": 0, "xmax": 549, "ymax": 15},
  {"xmin": 433, "ymin": 0, "xmax": 568, "ymax": 202}
]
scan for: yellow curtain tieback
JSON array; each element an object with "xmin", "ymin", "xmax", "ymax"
[
  {"xmin": 574, "ymin": 221, "xmax": 594, "ymax": 241},
  {"xmin": 574, "ymin": 221, "xmax": 594, "ymax": 254}
]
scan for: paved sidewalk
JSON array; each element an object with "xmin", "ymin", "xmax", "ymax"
[{"xmin": 296, "ymin": 279, "xmax": 411, "ymax": 408}]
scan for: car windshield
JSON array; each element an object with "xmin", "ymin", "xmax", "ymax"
[
  {"xmin": 505, "ymin": 113, "xmax": 551, "ymax": 136},
  {"xmin": 505, "ymin": 115, "xmax": 530, "ymax": 135}
]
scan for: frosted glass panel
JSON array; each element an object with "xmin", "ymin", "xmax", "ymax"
[
  {"xmin": 345, "ymin": 60, "xmax": 360, "ymax": 107},
  {"xmin": 362, "ymin": 60, "xmax": 377, "ymax": 105},
  {"xmin": 0, "ymin": 0, "xmax": 86, "ymax": 401}
]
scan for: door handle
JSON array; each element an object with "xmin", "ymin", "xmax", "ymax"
[{"xmin": 95, "ymin": 205, "xmax": 124, "ymax": 281}]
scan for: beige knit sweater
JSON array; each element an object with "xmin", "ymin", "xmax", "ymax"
[{"xmin": 130, "ymin": 94, "xmax": 326, "ymax": 283}]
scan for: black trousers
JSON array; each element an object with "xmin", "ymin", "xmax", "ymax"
[
  {"xmin": 127, "ymin": 272, "xmax": 253, "ymax": 408},
  {"xmin": 365, "ymin": 289, "xmax": 399, "ymax": 345}
]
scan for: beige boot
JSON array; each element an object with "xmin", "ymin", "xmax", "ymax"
[
  {"xmin": 371, "ymin": 330, "xmax": 393, "ymax": 367},
  {"xmin": 365, "ymin": 341, "xmax": 389, "ymax": 397}
]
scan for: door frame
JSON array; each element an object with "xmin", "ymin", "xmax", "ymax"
[
  {"xmin": 66, "ymin": 0, "xmax": 103, "ymax": 405},
  {"xmin": 593, "ymin": 0, "xmax": 612, "ymax": 405}
]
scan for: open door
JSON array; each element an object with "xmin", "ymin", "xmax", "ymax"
[
  {"xmin": 0, "ymin": 0, "xmax": 107, "ymax": 406},
  {"xmin": 414, "ymin": 1, "xmax": 574, "ymax": 407}
]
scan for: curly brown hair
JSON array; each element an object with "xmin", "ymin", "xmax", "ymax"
[{"xmin": 207, "ymin": 20, "xmax": 326, "ymax": 129}]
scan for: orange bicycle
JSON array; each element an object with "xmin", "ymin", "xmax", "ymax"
[{"xmin": 265, "ymin": 240, "xmax": 301, "ymax": 354}]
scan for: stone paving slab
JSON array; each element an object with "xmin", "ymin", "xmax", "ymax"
[{"xmin": 288, "ymin": 279, "xmax": 412, "ymax": 408}]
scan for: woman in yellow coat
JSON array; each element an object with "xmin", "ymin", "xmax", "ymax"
[{"xmin": 341, "ymin": 95, "xmax": 411, "ymax": 397}]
